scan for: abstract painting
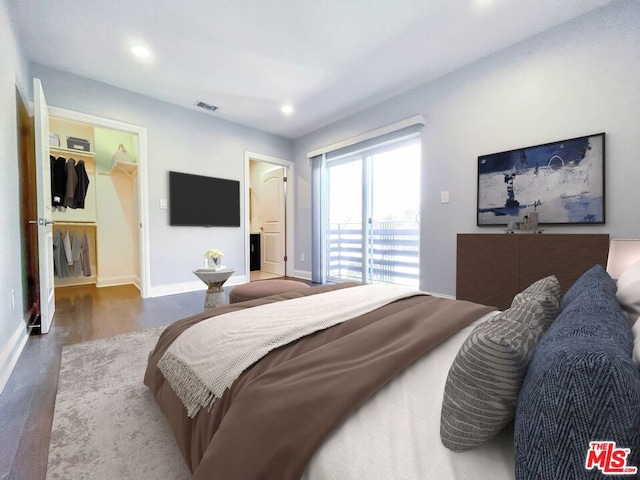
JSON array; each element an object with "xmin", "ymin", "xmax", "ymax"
[{"xmin": 477, "ymin": 133, "xmax": 605, "ymax": 226}]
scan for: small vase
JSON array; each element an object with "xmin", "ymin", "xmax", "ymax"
[
  {"xmin": 529, "ymin": 211, "xmax": 539, "ymax": 232},
  {"xmin": 207, "ymin": 257, "xmax": 221, "ymax": 269}
]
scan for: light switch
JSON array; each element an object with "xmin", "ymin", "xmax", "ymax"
[
  {"xmin": 440, "ymin": 191, "xmax": 450, "ymax": 204},
  {"xmin": 160, "ymin": 198, "xmax": 168, "ymax": 210}
]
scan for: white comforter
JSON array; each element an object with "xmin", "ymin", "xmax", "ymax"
[{"xmin": 302, "ymin": 310, "xmax": 515, "ymax": 480}]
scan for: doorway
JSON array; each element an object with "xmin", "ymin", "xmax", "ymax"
[
  {"xmin": 45, "ymin": 105, "xmax": 149, "ymax": 297},
  {"xmin": 324, "ymin": 134, "xmax": 421, "ymax": 288},
  {"xmin": 27, "ymin": 79, "xmax": 149, "ymax": 337},
  {"xmin": 244, "ymin": 152, "xmax": 294, "ymax": 282}
]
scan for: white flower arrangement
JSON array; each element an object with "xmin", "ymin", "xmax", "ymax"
[{"xmin": 204, "ymin": 249, "xmax": 224, "ymax": 259}]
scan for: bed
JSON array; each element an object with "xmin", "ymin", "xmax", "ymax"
[{"xmin": 144, "ymin": 263, "xmax": 640, "ymax": 479}]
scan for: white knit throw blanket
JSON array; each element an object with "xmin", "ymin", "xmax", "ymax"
[{"xmin": 158, "ymin": 284, "xmax": 424, "ymax": 417}]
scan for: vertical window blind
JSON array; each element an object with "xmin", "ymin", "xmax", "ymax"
[{"xmin": 310, "ymin": 119, "xmax": 423, "ymax": 287}]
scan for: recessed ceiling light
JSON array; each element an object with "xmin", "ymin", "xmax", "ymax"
[
  {"xmin": 130, "ymin": 44, "xmax": 151, "ymax": 59},
  {"xmin": 281, "ymin": 104, "xmax": 294, "ymax": 115}
]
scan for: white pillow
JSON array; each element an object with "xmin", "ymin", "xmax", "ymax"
[
  {"xmin": 616, "ymin": 259, "xmax": 640, "ymax": 368},
  {"xmin": 615, "ymin": 258, "xmax": 640, "ymax": 325}
]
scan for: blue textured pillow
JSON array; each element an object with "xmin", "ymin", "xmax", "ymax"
[
  {"xmin": 515, "ymin": 270, "xmax": 640, "ymax": 479},
  {"xmin": 559, "ymin": 264, "xmax": 616, "ymax": 311}
]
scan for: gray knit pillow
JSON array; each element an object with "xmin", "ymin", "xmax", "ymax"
[
  {"xmin": 520, "ymin": 275, "xmax": 561, "ymax": 302},
  {"xmin": 512, "ymin": 275, "xmax": 560, "ymax": 329},
  {"xmin": 440, "ymin": 290, "xmax": 559, "ymax": 451},
  {"xmin": 511, "ymin": 291, "xmax": 559, "ymax": 330}
]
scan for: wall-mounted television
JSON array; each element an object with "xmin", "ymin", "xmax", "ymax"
[{"xmin": 169, "ymin": 171, "xmax": 241, "ymax": 227}]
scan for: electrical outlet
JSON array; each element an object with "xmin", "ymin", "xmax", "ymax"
[
  {"xmin": 159, "ymin": 198, "xmax": 168, "ymax": 210},
  {"xmin": 11, "ymin": 289, "xmax": 15, "ymax": 311},
  {"xmin": 440, "ymin": 191, "xmax": 450, "ymax": 204},
  {"xmin": 300, "ymin": 253, "xmax": 305, "ymax": 262}
]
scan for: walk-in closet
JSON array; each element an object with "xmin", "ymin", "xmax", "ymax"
[{"xmin": 50, "ymin": 116, "xmax": 140, "ymax": 291}]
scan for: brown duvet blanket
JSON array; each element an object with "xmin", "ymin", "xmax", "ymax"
[{"xmin": 144, "ymin": 282, "xmax": 495, "ymax": 480}]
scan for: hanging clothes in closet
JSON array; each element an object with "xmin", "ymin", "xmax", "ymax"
[
  {"xmin": 52, "ymin": 229, "xmax": 69, "ymax": 279},
  {"xmin": 50, "ymin": 155, "xmax": 66, "ymax": 210},
  {"xmin": 81, "ymin": 231, "xmax": 91, "ymax": 276},
  {"xmin": 74, "ymin": 161, "xmax": 90, "ymax": 209},
  {"xmin": 63, "ymin": 158, "xmax": 77, "ymax": 208},
  {"xmin": 52, "ymin": 228, "xmax": 92, "ymax": 279},
  {"xmin": 49, "ymin": 155, "xmax": 90, "ymax": 212}
]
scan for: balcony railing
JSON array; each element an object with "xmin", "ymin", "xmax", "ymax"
[{"xmin": 327, "ymin": 221, "xmax": 420, "ymax": 287}]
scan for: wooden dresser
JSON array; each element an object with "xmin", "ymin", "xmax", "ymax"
[{"xmin": 456, "ymin": 233, "xmax": 610, "ymax": 310}]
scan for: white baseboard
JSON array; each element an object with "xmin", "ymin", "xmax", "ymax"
[
  {"xmin": 0, "ymin": 322, "xmax": 29, "ymax": 395},
  {"xmin": 54, "ymin": 276, "xmax": 96, "ymax": 287},
  {"xmin": 97, "ymin": 275, "xmax": 137, "ymax": 288},
  {"xmin": 148, "ymin": 274, "xmax": 248, "ymax": 298},
  {"xmin": 291, "ymin": 269, "xmax": 312, "ymax": 281},
  {"xmin": 225, "ymin": 275, "xmax": 248, "ymax": 287}
]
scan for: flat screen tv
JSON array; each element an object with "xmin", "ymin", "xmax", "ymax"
[{"xmin": 169, "ymin": 171, "xmax": 241, "ymax": 227}]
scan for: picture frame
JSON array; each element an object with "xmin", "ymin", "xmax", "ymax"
[{"xmin": 477, "ymin": 132, "xmax": 605, "ymax": 226}]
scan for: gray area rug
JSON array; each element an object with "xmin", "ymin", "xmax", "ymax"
[{"xmin": 47, "ymin": 328, "xmax": 191, "ymax": 480}]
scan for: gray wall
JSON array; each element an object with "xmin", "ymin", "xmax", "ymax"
[
  {"xmin": 0, "ymin": 1, "xmax": 30, "ymax": 390},
  {"xmin": 292, "ymin": 0, "xmax": 640, "ymax": 296},
  {"xmin": 30, "ymin": 63, "xmax": 293, "ymax": 291}
]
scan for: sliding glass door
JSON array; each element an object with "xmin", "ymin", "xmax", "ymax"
[
  {"xmin": 325, "ymin": 135, "xmax": 420, "ymax": 287},
  {"xmin": 327, "ymin": 157, "xmax": 363, "ymax": 282}
]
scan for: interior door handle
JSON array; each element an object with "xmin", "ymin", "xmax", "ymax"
[{"xmin": 30, "ymin": 219, "xmax": 54, "ymax": 226}]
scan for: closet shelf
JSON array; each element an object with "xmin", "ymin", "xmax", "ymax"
[{"xmin": 50, "ymin": 146, "xmax": 95, "ymax": 157}]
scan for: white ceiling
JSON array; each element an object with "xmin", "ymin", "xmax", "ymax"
[{"xmin": 7, "ymin": 0, "xmax": 612, "ymax": 139}]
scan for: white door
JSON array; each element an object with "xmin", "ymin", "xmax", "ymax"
[
  {"xmin": 260, "ymin": 167, "xmax": 286, "ymax": 276},
  {"xmin": 33, "ymin": 78, "xmax": 55, "ymax": 333}
]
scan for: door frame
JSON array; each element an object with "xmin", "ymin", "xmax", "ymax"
[
  {"xmin": 323, "ymin": 133, "xmax": 422, "ymax": 286},
  {"xmin": 48, "ymin": 106, "xmax": 151, "ymax": 298},
  {"xmin": 244, "ymin": 151, "xmax": 295, "ymax": 281}
]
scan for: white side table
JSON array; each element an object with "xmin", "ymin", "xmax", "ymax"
[{"xmin": 193, "ymin": 268, "xmax": 235, "ymax": 310}]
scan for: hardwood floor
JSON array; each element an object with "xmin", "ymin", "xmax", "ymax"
[
  {"xmin": 0, "ymin": 284, "xmax": 205, "ymax": 480},
  {"xmin": 250, "ymin": 270, "xmax": 283, "ymax": 281},
  {"xmin": 0, "ymin": 277, "xmax": 316, "ymax": 480}
]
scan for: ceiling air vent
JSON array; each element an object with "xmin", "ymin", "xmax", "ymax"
[{"xmin": 194, "ymin": 101, "xmax": 218, "ymax": 112}]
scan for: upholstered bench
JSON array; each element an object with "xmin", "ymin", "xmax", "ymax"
[{"xmin": 229, "ymin": 279, "xmax": 310, "ymax": 304}]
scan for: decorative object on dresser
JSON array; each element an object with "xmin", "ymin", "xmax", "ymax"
[
  {"xmin": 456, "ymin": 233, "xmax": 610, "ymax": 310},
  {"xmin": 477, "ymin": 132, "xmax": 605, "ymax": 226}
]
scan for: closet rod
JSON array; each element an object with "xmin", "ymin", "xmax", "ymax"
[{"xmin": 54, "ymin": 221, "xmax": 96, "ymax": 227}]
